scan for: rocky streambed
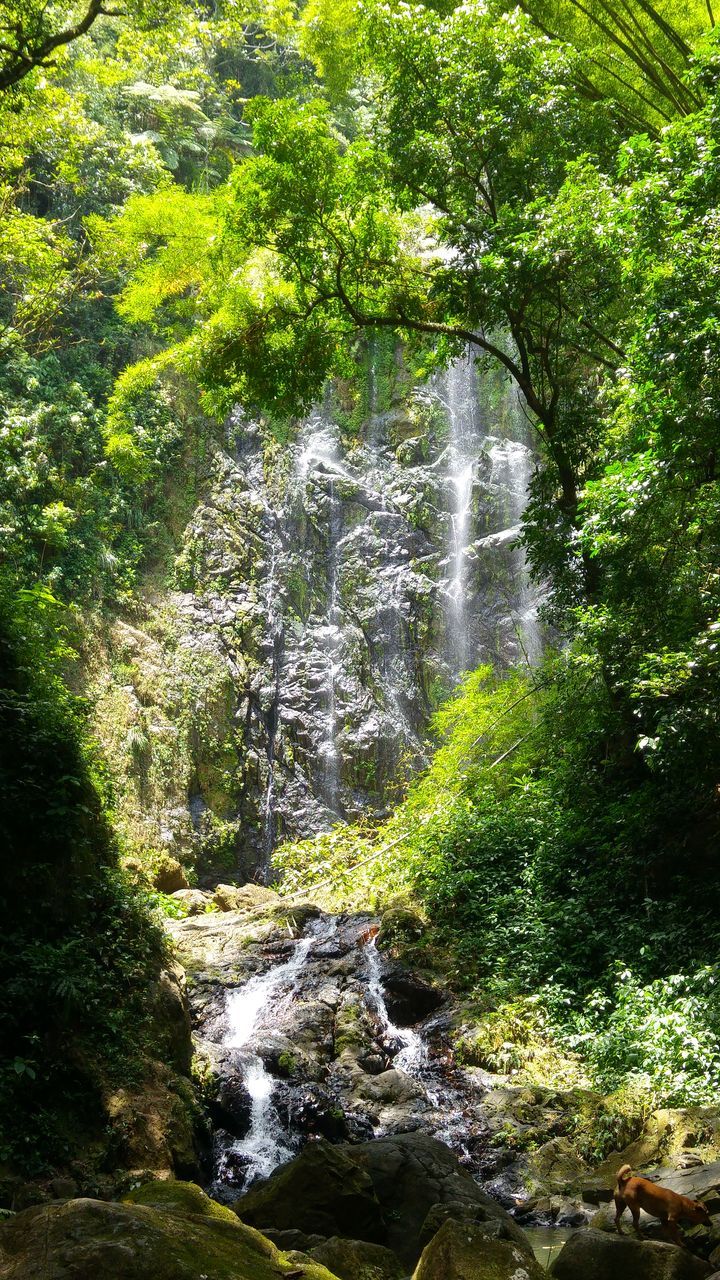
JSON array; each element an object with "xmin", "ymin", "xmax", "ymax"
[{"xmin": 6, "ymin": 889, "xmax": 720, "ymax": 1279}]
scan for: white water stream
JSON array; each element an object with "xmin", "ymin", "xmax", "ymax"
[
  {"xmin": 221, "ymin": 926, "xmax": 323, "ymax": 1185},
  {"xmin": 486, "ymin": 434, "xmax": 543, "ymax": 667},
  {"xmin": 365, "ymin": 936, "xmax": 428, "ymax": 1077}
]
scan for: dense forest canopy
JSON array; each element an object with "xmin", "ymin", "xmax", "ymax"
[{"xmin": 2, "ymin": 0, "xmax": 720, "ymax": 1175}]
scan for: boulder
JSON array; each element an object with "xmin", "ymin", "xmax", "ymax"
[
  {"xmin": 103, "ymin": 1062, "xmax": 199, "ymax": 1179},
  {"xmin": 527, "ymin": 1137, "xmax": 587, "ymax": 1195},
  {"xmin": 0, "ymin": 1197, "xmax": 343, "ymax": 1279},
  {"xmin": 171, "ymin": 889, "xmax": 212, "ymax": 915},
  {"xmin": 344, "ymin": 1132, "xmax": 532, "ymax": 1268},
  {"xmin": 418, "ymin": 1201, "xmax": 534, "ymax": 1254},
  {"xmin": 309, "ymin": 1236, "xmax": 405, "ymax": 1280},
  {"xmin": 413, "ymin": 1220, "xmax": 545, "ymax": 1279},
  {"xmin": 148, "ymin": 962, "xmax": 193, "ymax": 1075},
  {"xmin": 213, "ymin": 883, "xmax": 280, "ymax": 913},
  {"xmin": 234, "ymin": 1139, "xmax": 385, "ymax": 1242},
  {"xmin": 153, "ymin": 855, "xmax": 189, "ymax": 893},
  {"xmin": 550, "ymin": 1228, "xmax": 712, "ymax": 1279}
]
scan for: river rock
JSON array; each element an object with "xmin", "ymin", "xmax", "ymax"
[
  {"xmin": 0, "ymin": 1197, "xmax": 344, "ymax": 1279},
  {"xmin": 418, "ymin": 1200, "xmax": 535, "ymax": 1254},
  {"xmin": 309, "ymin": 1236, "xmax": 405, "ymax": 1280},
  {"xmin": 234, "ymin": 1139, "xmax": 386, "ymax": 1242},
  {"xmin": 550, "ymin": 1228, "xmax": 712, "ymax": 1279},
  {"xmin": 412, "ymin": 1220, "xmax": 545, "ymax": 1280}
]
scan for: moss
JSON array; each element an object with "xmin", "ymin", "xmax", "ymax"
[
  {"xmin": 124, "ymin": 1179, "xmax": 238, "ymax": 1223},
  {"xmin": 0, "ymin": 1198, "xmax": 344, "ymax": 1279}
]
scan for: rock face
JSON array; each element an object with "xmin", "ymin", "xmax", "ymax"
[
  {"xmin": 413, "ymin": 1220, "xmax": 545, "ymax": 1280},
  {"xmin": 88, "ymin": 351, "xmax": 540, "ymax": 881},
  {"xmin": 550, "ymin": 1229, "xmax": 712, "ymax": 1280},
  {"xmin": 0, "ymin": 1197, "xmax": 343, "ymax": 1280}
]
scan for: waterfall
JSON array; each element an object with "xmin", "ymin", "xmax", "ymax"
[
  {"xmin": 429, "ymin": 350, "xmax": 482, "ymax": 677},
  {"xmin": 321, "ymin": 476, "xmax": 342, "ymax": 813},
  {"xmin": 262, "ymin": 539, "xmax": 283, "ymax": 874},
  {"xmin": 297, "ymin": 415, "xmax": 346, "ymax": 819},
  {"xmin": 485, "ymin": 378, "xmax": 543, "ymax": 668},
  {"xmin": 365, "ymin": 937, "xmax": 428, "ymax": 1077},
  {"xmin": 218, "ymin": 924, "xmax": 324, "ymax": 1188},
  {"xmin": 184, "ymin": 350, "xmax": 543, "ymax": 873}
]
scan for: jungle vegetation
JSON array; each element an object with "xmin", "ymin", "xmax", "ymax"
[{"xmin": 2, "ymin": 0, "xmax": 720, "ymax": 1167}]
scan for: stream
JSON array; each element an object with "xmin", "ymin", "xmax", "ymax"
[{"xmin": 178, "ymin": 905, "xmax": 584, "ymax": 1257}]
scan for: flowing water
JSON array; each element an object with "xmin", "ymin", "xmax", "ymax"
[
  {"xmin": 486, "ymin": 435, "xmax": 543, "ymax": 667},
  {"xmin": 365, "ymin": 936, "xmax": 429, "ymax": 1077},
  {"xmin": 216, "ymin": 922, "xmax": 328, "ymax": 1188},
  {"xmin": 212, "ymin": 917, "xmax": 486, "ymax": 1197}
]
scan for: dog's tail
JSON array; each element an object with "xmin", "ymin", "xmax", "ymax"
[{"xmin": 616, "ymin": 1164, "xmax": 633, "ymax": 1191}]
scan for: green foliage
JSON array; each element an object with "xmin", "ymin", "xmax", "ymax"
[
  {"xmin": 560, "ymin": 968, "xmax": 720, "ymax": 1107},
  {"xmin": 6, "ymin": 0, "xmax": 720, "ymax": 1151}
]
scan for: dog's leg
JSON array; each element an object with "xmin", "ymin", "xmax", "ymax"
[
  {"xmin": 630, "ymin": 1203, "xmax": 641, "ymax": 1234},
  {"xmin": 614, "ymin": 1193, "xmax": 627, "ymax": 1233},
  {"xmin": 666, "ymin": 1215, "xmax": 684, "ymax": 1248}
]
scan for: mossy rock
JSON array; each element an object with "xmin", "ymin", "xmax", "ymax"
[
  {"xmin": 527, "ymin": 1138, "xmax": 587, "ymax": 1196},
  {"xmin": 376, "ymin": 906, "xmax": 425, "ymax": 951},
  {"xmin": 234, "ymin": 1139, "xmax": 385, "ymax": 1242},
  {"xmin": 412, "ymin": 1220, "xmax": 545, "ymax": 1279},
  {"xmin": 0, "ymin": 1197, "xmax": 344, "ymax": 1279},
  {"xmin": 124, "ymin": 1179, "xmax": 237, "ymax": 1223},
  {"xmin": 309, "ymin": 1235, "xmax": 405, "ymax": 1280},
  {"xmin": 153, "ymin": 854, "xmax": 190, "ymax": 893},
  {"xmin": 212, "ymin": 883, "xmax": 280, "ymax": 913}
]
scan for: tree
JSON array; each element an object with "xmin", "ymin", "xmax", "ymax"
[
  {"xmin": 0, "ymin": 0, "xmax": 184, "ymax": 91},
  {"xmin": 92, "ymin": 3, "xmax": 631, "ymax": 601}
]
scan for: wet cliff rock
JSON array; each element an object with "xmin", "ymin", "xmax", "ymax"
[{"xmin": 87, "ymin": 352, "xmax": 541, "ymax": 883}]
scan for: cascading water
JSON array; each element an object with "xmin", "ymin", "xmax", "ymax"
[
  {"xmin": 430, "ymin": 350, "xmax": 483, "ymax": 677},
  {"xmin": 361, "ymin": 934, "xmax": 476, "ymax": 1159},
  {"xmin": 485, "ymin": 379, "xmax": 543, "ymax": 668},
  {"xmin": 261, "ymin": 538, "xmax": 284, "ymax": 874},
  {"xmin": 365, "ymin": 936, "xmax": 428, "ymax": 1077},
  {"xmin": 321, "ymin": 476, "xmax": 342, "ymax": 814},
  {"xmin": 217, "ymin": 923, "xmax": 325, "ymax": 1188}
]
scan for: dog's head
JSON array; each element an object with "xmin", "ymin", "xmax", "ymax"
[{"xmin": 688, "ymin": 1199, "xmax": 711, "ymax": 1226}]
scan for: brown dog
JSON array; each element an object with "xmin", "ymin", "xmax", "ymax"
[{"xmin": 614, "ymin": 1163, "xmax": 711, "ymax": 1246}]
